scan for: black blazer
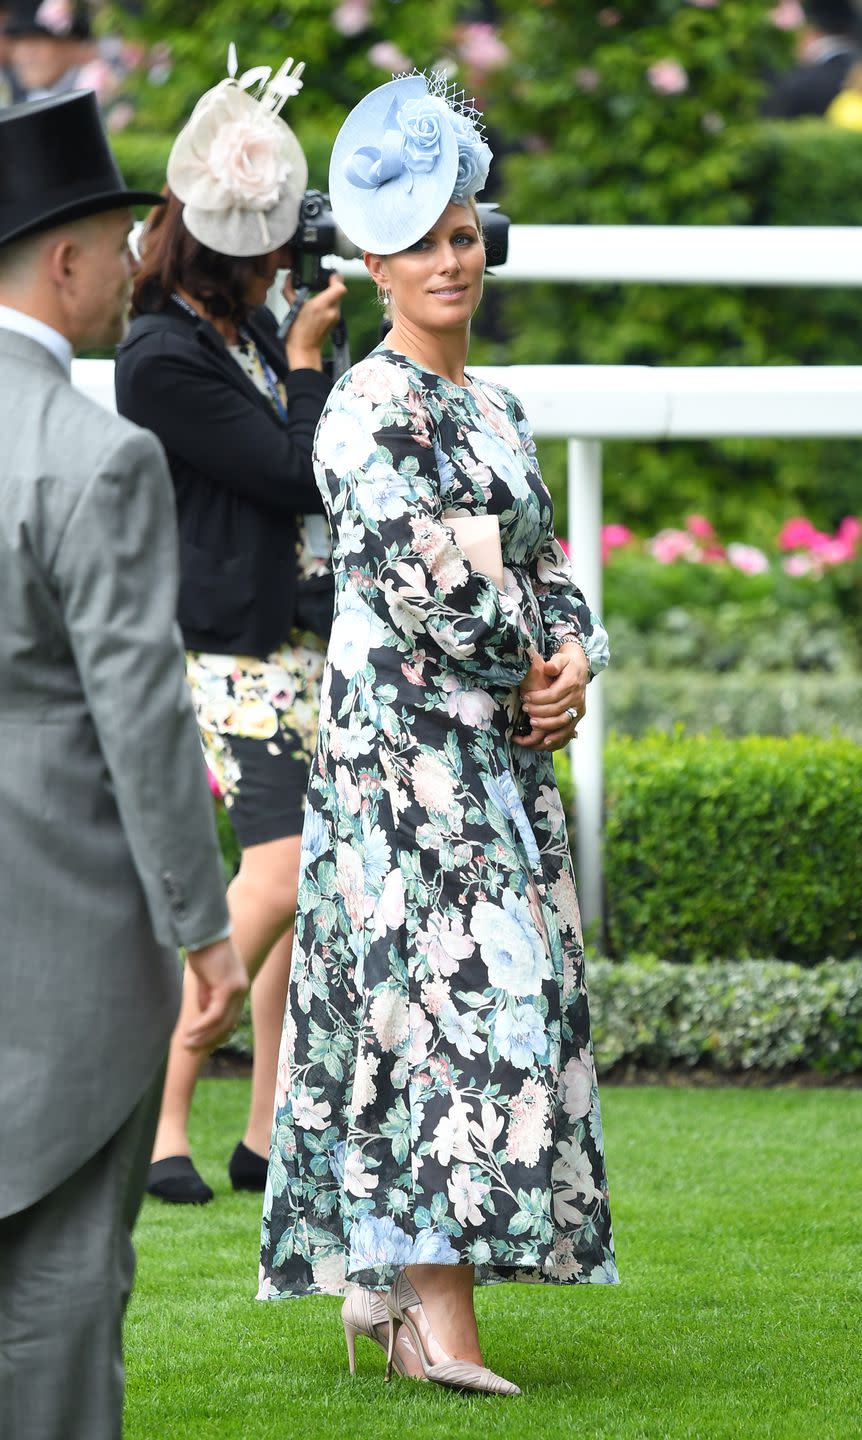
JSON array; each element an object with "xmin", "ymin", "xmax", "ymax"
[
  {"xmin": 762, "ymin": 50, "xmax": 858, "ymax": 119},
  {"xmin": 115, "ymin": 299, "xmax": 332, "ymax": 657}
]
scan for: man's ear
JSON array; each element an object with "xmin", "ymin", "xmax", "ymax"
[{"xmin": 45, "ymin": 234, "xmax": 79, "ymax": 290}]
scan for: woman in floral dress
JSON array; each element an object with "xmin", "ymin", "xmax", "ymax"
[{"xmin": 259, "ymin": 74, "xmax": 617, "ymax": 1394}]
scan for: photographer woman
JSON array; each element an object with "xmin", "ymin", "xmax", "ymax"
[
  {"xmin": 259, "ymin": 74, "xmax": 616, "ymax": 1394},
  {"xmin": 115, "ymin": 55, "xmax": 345, "ymax": 1205}
]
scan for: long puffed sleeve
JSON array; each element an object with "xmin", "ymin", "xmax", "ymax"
[
  {"xmin": 504, "ymin": 393, "xmax": 610, "ymax": 677},
  {"xmin": 316, "ymin": 380, "xmax": 535, "ymax": 691},
  {"xmin": 530, "ymin": 535, "xmax": 610, "ymax": 677}
]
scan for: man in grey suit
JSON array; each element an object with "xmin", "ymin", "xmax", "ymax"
[{"xmin": 0, "ymin": 93, "xmax": 248, "ymax": 1439}]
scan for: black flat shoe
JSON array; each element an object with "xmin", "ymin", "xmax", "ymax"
[
  {"xmin": 147, "ymin": 1155, "xmax": 214, "ymax": 1205},
  {"xmin": 228, "ymin": 1140, "xmax": 268, "ymax": 1192}
]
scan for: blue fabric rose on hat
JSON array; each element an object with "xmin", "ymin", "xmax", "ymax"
[
  {"xmin": 449, "ymin": 111, "xmax": 492, "ymax": 202},
  {"xmin": 397, "ymin": 98, "xmax": 445, "ymax": 176}
]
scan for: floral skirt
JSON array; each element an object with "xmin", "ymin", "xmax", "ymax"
[{"xmin": 185, "ymin": 632, "xmax": 325, "ymax": 847}]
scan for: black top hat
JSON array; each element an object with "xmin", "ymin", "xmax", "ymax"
[
  {"xmin": 0, "ymin": 91, "xmax": 164, "ymax": 248},
  {"xmin": 4, "ymin": 0, "xmax": 91, "ymax": 41}
]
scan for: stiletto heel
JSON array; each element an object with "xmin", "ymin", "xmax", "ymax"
[
  {"xmin": 384, "ymin": 1313, "xmax": 400, "ymax": 1382},
  {"xmin": 343, "ymin": 1320, "xmax": 358, "ymax": 1376},
  {"xmin": 340, "ymin": 1288, "xmax": 414, "ymax": 1380},
  {"xmin": 385, "ymin": 1273, "xmax": 520, "ymax": 1396}
]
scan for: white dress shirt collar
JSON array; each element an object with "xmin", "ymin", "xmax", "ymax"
[{"xmin": 0, "ymin": 304, "xmax": 73, "ymax": 378}]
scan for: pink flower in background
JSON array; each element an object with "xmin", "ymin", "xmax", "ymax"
[
  {"xmin": 206, "ymin": 767, "xmax": 222, "ymax": 799},
  {"xmin": 838, "ymin": 516, "xmax": 862, "ymax": 551},
  {"xmin": 808, "ymin": 529, "xmax": 838, "ymax": 555},
  {"xmin": 815, "ymin": 538, "xmax": 854, "ymax": 566},
  {"xmin": 36, "ymin": 0, "xmax": 73, "ymax": 35},
  {"xmin": 778, "ymin": 516, "xmax": 817, "ymax": 551},
  {"xmin": 574, "ymin": 67, "xmax": 600, "ymax": 93},
  {"xmin": 686, "ymin": 514, "xmax": 715, "ymax": 540},
  {"xmin": 770, "ymin": 0, "xmax": 804, "ymax": 28},
  {"xmin": 331, "ymin": 0, "xmax": 370, "ymax": 37},
  {"xmin": 649, "ymin": 528, "xmax": 699, "ymax": 564},
  {"xmin": 367, "ymin": 41, "xmax": 412, "ymax": 73},
  {"xmin": 457, "ymin": 22, "xmax": 510, "ymax": 74},
  {"xmin": 727, "ymin": 543, "xmax": 769, "ymax": 575},
  {"xmin": 106, "ymin": 102, "xmax": 135, "ymax": 133},
  {"xmin": 783, "ymin": 553, "xmax": 816, "ymax": 577},
  {"xmin": 75, "ymin": 60, "xmax": 118, "ymax": 101},
  {"xmin": 598, "ymin": 7, "xmax": 621, "ymax": 25},
  {"xmin": 702, "ymin": 543, "xmax": 727, "ymax": 563},
  {"xmin": 648, "ymin": 59, "xmax": 689, "ymax": 96},
  {"xmin": 557, "ymin": 536, "xmax": 570, "ymax": 558},
  {"xmin": 601, "ymin": 523, "xmax": 633, "ymax": 563}
]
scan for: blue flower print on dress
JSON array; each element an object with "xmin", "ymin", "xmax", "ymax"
[
  {"xmin": 483, "ymin": 769, "xmax": 542, "ymax": 870},
  {"xmin": 470, "ymin": 889, "xmax": 552, "ymax": 996},
  {"xmin": 493, "ymin": 1002, "xmax": 548, "ymax": 1069}
]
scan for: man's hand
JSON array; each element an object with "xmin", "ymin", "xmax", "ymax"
[
  {"xmin": 514, "ymin": 642, "xmax": 589, "ymax": 751},
  {"xmin": 183, "ymin": 937, "xmax": 248, "ymax": 1052}
]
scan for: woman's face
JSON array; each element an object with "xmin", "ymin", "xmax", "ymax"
[
  {"xmin": 243, "ymin": 242, "xmax": 293, "ymax": 308},
  {"xmin": 367, "ymin": 202, "xmax": 485, "ymax": 334}
]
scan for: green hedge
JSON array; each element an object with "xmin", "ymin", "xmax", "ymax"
[
  {"xmin": 604, "ymin": 734, "xmax": 862, "ymax": 963},
  {"xmin": 224, "ymin": 957, "xmax": 862, "ymax": 1077},
  {"xmin": 588, "ymin": 957, "xmax": 862, "ymax": 1076},
  {"xmin": 604, "ymin": 672, "xmax": 862, "ymax": 743}
]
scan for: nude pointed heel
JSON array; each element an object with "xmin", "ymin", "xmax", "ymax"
[
  {"xmin": 343, "ymin": 1317, "xmax": 358, "ymax": 1375},
  {"xmin": 384, "ymin": 1312, "xmax": 401, "ymax": 1383},
  {"xmin": 341, "ymin": 1289, "xmax": 407, "ymax": 1378},
  {"xmin": 385, "ymin": 1273, "xmax": 521, "ymax": 1396}
]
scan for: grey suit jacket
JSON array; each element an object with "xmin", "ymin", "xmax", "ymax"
[{"xmin": 0, "ymin": 329, "xmax": 230, "ymax": 1219}]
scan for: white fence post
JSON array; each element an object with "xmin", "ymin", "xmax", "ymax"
[{"xmin": 566, "ymin": 439, "xmax": 604, "ymax": 938}]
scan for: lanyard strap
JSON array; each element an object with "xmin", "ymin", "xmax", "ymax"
[{"xmin": 239, "ymin": 327, "xmax": 289, "ymax": 423}]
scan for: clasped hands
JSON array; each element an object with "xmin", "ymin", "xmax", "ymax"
[{"xmin": 513, "ymin": 642, "xmax": 588, "ymax": 751}]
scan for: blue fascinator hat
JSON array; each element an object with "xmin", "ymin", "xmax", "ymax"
[{"xmin": 328, "ymin": 72, "xmax": 492, "ymax": 255}]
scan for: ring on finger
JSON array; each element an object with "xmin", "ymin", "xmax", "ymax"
[{"xmin": 565, "ymin": 706, "xmax": 579, "ymax": 722}]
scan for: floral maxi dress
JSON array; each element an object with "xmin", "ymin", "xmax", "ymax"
[{"xmin": 259, "ymin": 347, "xmax": 618, "ymax": 1297}]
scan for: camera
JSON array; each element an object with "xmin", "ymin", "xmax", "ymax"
[
  {"xmin": 288, "ymin": 189, "xmax": 363, "ymax": 293},
  {"xmin": 288, "ymin": 189, "xmax": 511, "ymax": 291}
]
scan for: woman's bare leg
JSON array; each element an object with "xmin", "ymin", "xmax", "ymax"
[
  {"xmin": 243, "ymin": 924, "xmax": 293, "ymax": 1157},
  {"xmin": 403, "ymin": 1264, "xmax": 482, "ymax": 1364},
  {"xmin": 150, "ymin": 834, "xmax": 301, "ymax": 1163}
]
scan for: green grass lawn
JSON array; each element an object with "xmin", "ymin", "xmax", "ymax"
[{"xmin": 125, "ymin": 1081, "xmax": 861, "ymax": 1440}]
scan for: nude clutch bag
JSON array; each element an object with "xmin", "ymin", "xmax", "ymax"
[{"xmin": 445, "ymin": 513, "xmax": 505, "ymax": 589}]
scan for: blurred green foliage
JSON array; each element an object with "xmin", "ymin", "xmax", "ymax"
[
  {"xmin": 104, "ymin": 2, "xmax": 862, "ymax": 539},
  {"xmin": 486, "ymin": 2, "xmax": 862, "ymax": 534}
]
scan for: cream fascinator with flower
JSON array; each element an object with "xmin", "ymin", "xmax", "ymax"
[
  {"xmin": 167, "ymin": 45, "xmax": 308, "ymax": 258},
  {"xmin": 328, "ymin": 71, "xmax": 493, "ymax": 255}
]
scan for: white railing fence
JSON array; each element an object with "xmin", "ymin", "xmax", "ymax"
[{"xmin": 73, "ymin": 223, "xmax": 862, "ymax": 934}]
